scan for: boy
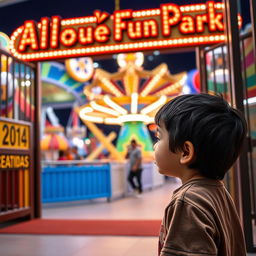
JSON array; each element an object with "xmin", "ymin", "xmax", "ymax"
[{"xmin": 154, "ymin": 94, "xmax": 247, "ymax": 256}]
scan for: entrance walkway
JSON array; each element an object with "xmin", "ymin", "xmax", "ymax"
[
  {"xmin": 42, "ymin": 178, "xmax": 180, "ymax": 220},
  {"xmin": 0, "ymin": 178, "xmax": 255, "ymax": 256}
]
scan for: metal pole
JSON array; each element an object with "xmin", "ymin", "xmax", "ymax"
[
  {"xmin": 224, "ymin": 0, "xmax": 255, "ymax": 252},
  {"xmin": 249, "ymin": 0, "xmax": 256, "ymax": 62},
  {"xmin": 115, "ymin": 0, "xmax": 120, "ymax": 11},
  {"xmin": 34, "ymin": 62, "xmax": 42, "ymax": 218},
  {"xmin": 196, "ymin": 47, "xmax": 207, "ymax": 93}
]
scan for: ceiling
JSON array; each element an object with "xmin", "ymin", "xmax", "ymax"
[{"xmin": 0, "ymin": 0, "xmax": 28, "ymax": 8}]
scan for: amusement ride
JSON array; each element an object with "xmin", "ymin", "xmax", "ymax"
[{"xmin": 78, "ymin": 52, "xmax": 187, "ymax": 160}]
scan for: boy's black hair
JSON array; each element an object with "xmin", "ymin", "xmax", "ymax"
[
  {"xmin": 131, "ymin": 139, "xmax": 137, "ymax": 144},
  {"xmin": 155, "ymin": 93, "xmax": 247, "ymax": 180}
]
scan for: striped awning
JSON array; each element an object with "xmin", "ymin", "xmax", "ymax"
[{"xmin": 40, "ymin": 134, "xmax": 69, "ymax": 151}]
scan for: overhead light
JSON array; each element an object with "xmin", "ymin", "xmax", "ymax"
[{"xmin": 93, "ymin": 62, "xmax": 99, "ymax": 68}]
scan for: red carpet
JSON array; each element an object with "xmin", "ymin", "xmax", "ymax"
[{"xmin": 0, "ymin": 219, "xmax": 161, "ymax": 236}]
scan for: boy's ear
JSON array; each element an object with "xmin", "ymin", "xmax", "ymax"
[{"xmin": 180, "ymin": 141, "xmax": 195, "ymax": 165}]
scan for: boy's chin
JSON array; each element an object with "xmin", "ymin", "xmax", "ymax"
[
  {"xmin": 157, "ymin": 167, "xmax": 176, "ymax": 177},
  {"xmin": 157, "ymin": 168, "xmax": 168, "ymax": 175},
  {"xmin": 154, "ymin": 163, "xmax": 173, "ymax": 175}
]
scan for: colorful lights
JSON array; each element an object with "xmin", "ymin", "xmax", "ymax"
[
  {"xmin": 207, "ymin": 1, "xmax": 224, "ymax": 31},
  {"xmin": 79, "ymin": 112, "xmax": 155, "ymax": 125},
  {"xmin": 79, "ymin": 106, "xmax": 93, "ymax": 114},
  {"xmin": 60, "ymin": 28, "xmax": 77, "ymax": 46},
  {"xmin": 98, "ymin": 74, "xmax": 123, "ymax": 97},
  {"xmin": 117, "ymin": 52, "xmax": 144, "ymax": 68},
  {"xmin": 80, "ymin": 114, "xmax": 104, "ymax": 123},
  {"xmin": 131, "ymin": 92, "xmax": 138, "ymax": 114},
  {"xmin": 90, "ymin": 101, "xmax": 120, "ymax": 116},
  {"xmin": 161, "ymin": 4, "xmax": 181, "ymax": 36},
  {"xmin": 18, "ymin": 21, "xmax": 39, "ymax": 52},
  {"xmin": 196, "ymin": 14, "xmax": 208, "ymax": 33},
  {"xmin": 103, "ymin": 95, "xmax": 128, "ymax": 115},
  {"xmin": 50, "ymin": 16, "xmax": 61, "ymax": 49},
  {"xmin": 40, "ymin": 18, "xmax": 50, "ymax": 49},
  {"xmin": 78, "ymin": 54, "xmax": 186, "ymax": 125},
  {"xmin": 78, "ymin": 27, "xmax": 93, "ymax": 45},
  {"xmin": 140, "ymin": 95, "xmax": 167, "ymax": 115},
  {"xmin": 12, "ymin": 35, "xmax": 226, "ymax": 61},
  {"xmin": 94, "ymin": 25, "xmax": 110, "ymax": 42},
  {"xmin": 10, "ymin": 2, "xmax": 237, "ymax": 61},
  {"xmin": 118, "ymin": 114, "xmax": 154, "ymax": 123},
  {"xmin": 143, "ymin": 20, "xmax": 158, "ymax": 38},
  {"xmin": 141, "ymin": 64, "xmax": 167, "ymax": 97},
  {"xmin": 114, "ymin": 10, "xmax": 132, "ymax": 41}
]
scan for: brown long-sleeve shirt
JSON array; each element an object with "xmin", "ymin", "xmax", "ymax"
[{"xmin": 159, "ymin": 178, "xmax": 246, "ymax": 256}]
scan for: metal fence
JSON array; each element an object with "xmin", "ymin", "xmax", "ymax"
[{"xmin": 41, "ymin": 161, "xmax": 111, "ymax": 203}]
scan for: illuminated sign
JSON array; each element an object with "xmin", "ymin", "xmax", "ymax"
[
  {"xmin": 0, "ymin": 120, "xmax": 30, "ymax": 150},
  {"xmin": 10, "ymin": 1, "xmax": 242, "ymax": 61}
]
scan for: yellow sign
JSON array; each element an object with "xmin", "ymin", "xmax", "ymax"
[
  {"xmin": 0, "ymin": 154, "xmax": 30, "ymax": 169},
  {"xmin": 0, "ymin": 120, "xmax": 30, "ymax": 150}
]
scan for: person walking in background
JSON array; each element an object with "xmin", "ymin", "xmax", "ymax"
[
  {"xmin": 154, "ymin": 94, "xmax": 247, "ymax": 256},
  {"xmin": 126, "ymin": 139, "xmax": 143, "ymax": 194}
]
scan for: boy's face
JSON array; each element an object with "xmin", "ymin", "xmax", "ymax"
[{"xmin": 154, "ymin": 124, "xmax": 182, "ymax": 177}]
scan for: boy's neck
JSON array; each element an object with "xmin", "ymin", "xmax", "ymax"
[{"xmin": 179, "ymin": 169, "xmax": 205, "ymax": 184}]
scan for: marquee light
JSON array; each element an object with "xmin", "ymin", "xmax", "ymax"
[{"xmin": 10, "ymin": 2, "xmax": 242, "ymax": 61}]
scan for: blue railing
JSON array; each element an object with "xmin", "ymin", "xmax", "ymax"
[{"xmin": 41, "ymin": 162, "xmax": 111, "ymax": 203}]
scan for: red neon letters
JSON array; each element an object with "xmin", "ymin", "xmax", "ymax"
[{"xmin": 10, "ymin": 1, "xmax": 240, "ymax": 61}]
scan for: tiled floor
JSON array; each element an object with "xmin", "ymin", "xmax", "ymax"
[{"xmin": 0, "ymin": 178, "xmax": 255, "ymax": 256}]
